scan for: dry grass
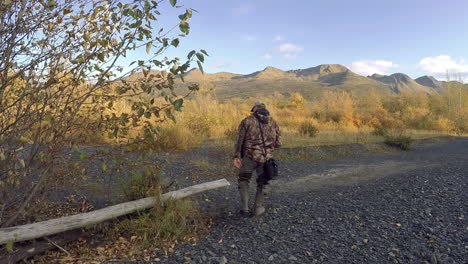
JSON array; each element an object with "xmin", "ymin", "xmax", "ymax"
[{"xmin": 74, "ymin": 90, "xmax": 461, "ymax": 151}]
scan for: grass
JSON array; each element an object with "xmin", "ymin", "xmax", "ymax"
[
  {"xmin": 118, "ymin": 165, "xmax": 161, "ymax": 201},
  {"xmin": 205, "ymin": 129, "xmax": 446, "ymax": 150},
  {"xmin": 283, "ymin": 130, "xmax": 381, "ymax": 148},
  {"xmin": 114, "ymin": 198, "xmax": 208, "ymax": 247}
]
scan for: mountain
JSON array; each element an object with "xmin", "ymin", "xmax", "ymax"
[
  {"xmin": 415, "ymin": 75, "xmax": 444, "ymax": 90},
  {"xmin": 164, "ymin": 64, "xmax": 442, "ymax": 99},
  {"xmin": 183, "ymin": 68, "xmax": 242, "ymax": 82},
  {"xmin": 234, "ymin": 66, "xmax": 292, "ymax": 80},
  {"xmin": 288, "ymin": 64, "xmax": 350, "ymax": 80},
  {"xmin": 368, "ymin": 73, "xmax": 435, "ymax": 94}
]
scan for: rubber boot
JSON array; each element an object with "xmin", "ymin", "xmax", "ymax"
[
  {"xmin": 238, "ymin": 181, "xmax": 250, "ymax": 216},
  {"xmin": 254, "ymin": 185, "xmax": 266, "ymax": 216}
]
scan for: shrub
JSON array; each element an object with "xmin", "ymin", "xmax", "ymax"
[
  {"xmin": 384, "ymin": 135, "xmax": 414, "ymax": 151},
  {"xmin": 119, "ymin": 165, "xmax": 161, "ymax": 201},
  {"xmin": 129, "ymin": 126, "xmax": 201, "ymax": 153},
  {"xmin": 373, "ymin": 123, "xmax": 414, "ymax": 151},
  {"xmin": 298, "ymin": 121, "xmax": 319, "ymax": 137},
  {"xmin": 114, "ymin": 198, "xmax": 207, "ymax": 246}
]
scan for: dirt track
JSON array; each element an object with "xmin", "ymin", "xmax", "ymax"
[{"xmin": 132, "ymin": 137, "xmax": 468, "ymax": 264}]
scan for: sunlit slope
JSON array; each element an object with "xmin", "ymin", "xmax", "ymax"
[{"xmin": 167, "ymin": 64, "xmax": 441, "ymax": 99}]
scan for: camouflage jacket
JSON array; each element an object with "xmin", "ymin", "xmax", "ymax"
[{"xmin": 234, "ymin": 112, "xmax": 282, "ymax": 163}]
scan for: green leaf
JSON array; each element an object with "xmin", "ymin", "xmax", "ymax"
[
  {"xmin": 196, "ymin": 53, "xmax": 204, "ymax": 63},
  {"xmin": 170, "ymin": 0, "xmax": 177, "ymax": 7},
  {"xmin": 171, "ymin": 38, "xmax": 179, "ymax": 47},
  {"xmin": 101, "ymin": 163, "xmax": 107, "ymax": 172},
  {"xmin": 197, "ymin": 60, "xmax": 204, "ymax": 74},
  {"xmin": 187, "ymin": 50, "xmax": 196, "ymax": 59},
  {"xmin": 165, "ymin": 108, "xmax": 177, "ymax": 122},
  {"xmin": 44, "ymin": 114, "xmax": 53, "ymax": 121},
  {"xmin": 97, "ymin": 53, "xmax": 105, "ymax": 62},
  {"xmin": 178, "ymin": 9, "xmax": 192, "ymax": 21},
  {"xmin": 144, "ymin": 112, "xmax": 151, "ymax": 118},
  {"xmin": 179, "ymin": 21, "xmax": 190, "ymax": 35},
  {"xmin": 80, "ymin": 152, "xmax": 89, "ymax": 160},
  {"xmin": 146, "ymin": 41, "xmax": 152, "ymax": 53},
  {"xmin": 138, "ymin": 108, "xmax": 144, "ymax": 117},
  {"xmin": 200, "ymin": 49, "xmax": 209, "ymax": 56},
  {"xmin": 173, "ymin": 98, "xmax": 183, "ymax": 111},
  {"xmin": 47, "ymin": 0, "xmax": 56, "ymax": 9},
  {"xmin": 6, "ymin": 239, "xmax": 14, "ymax": 252}
]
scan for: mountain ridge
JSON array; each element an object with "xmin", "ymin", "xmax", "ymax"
[{"xmin": 169, "ymin": 64, "xmax": 446, "ymax": 99}]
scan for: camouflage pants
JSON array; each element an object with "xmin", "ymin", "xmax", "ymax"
[{"xmin": 238, "ymin": 157, "xmax": 269, "ymax": 186}]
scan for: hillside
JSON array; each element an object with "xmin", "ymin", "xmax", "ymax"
[
  {"xmin": 171, "ymin": 64, "xmax": 442, "ymax": 100},
  {"xmin": 415, "ymin": 75, "xmax": 445, "ymax": 91},
  {"xmin": 368, "ymin": 73, "xmax": 435, "ymax": 94},
  {"xmin": 116, "ymin": 64, "xmax": 450, "ymax": 100}
]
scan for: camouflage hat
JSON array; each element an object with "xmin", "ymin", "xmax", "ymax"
[{"xmin": 251, "ymin": 101, "xmax": 266, "ymax": 112}]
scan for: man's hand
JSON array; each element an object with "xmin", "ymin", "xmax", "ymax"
[{"xmin": 233, "ymin": 158, "xmax": 242, "ymax": 170}]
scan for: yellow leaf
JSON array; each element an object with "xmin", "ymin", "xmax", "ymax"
[{"xmin": 146, "ymin": 42, "xmax": 152, "ymax": 54}]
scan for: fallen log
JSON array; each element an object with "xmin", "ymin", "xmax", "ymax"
[
  {"xmin": 0, "ymin": 230, "xmax": 83, "ymax": 264},
  {"xmin": 0, "ymin": 179, "xmax": 230, "ymax": 245}
]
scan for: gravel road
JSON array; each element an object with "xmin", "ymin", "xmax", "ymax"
[{"xmin": 134, "ymin": 137, "xmax": 468, "ymax": 264}]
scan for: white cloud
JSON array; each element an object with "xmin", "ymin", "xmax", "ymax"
[
  {"xmin": 264, "ymin": 43, "xmax": 303, "ymax": 60},
  {"xmin": 283, "ymin": 53, "xmax": 297, "ymax": 60},
  {"xmin": 241, "ymin": 34, "xmax": 256, "ymax": 41},
  {"xmin": 273, "ymin": 35, "xmax": 284, "ymax": 42},
  {"xmin": 349, "ymin": 60, "xmax": 399, "ymax": 76},
  {"xmin": 418, "ymin": 55, "xmax": 468, "ymax": 76},
  {"xmin": 274, "ymin": 43, "xmax": 303, "ymax": 53},
  {"xmin": 263, "ymin": 53, "xmax": 272, "ymax": 60},
  {"xmin": 232, "ymin": 3, "xmax": 255, "ymax": 16}
]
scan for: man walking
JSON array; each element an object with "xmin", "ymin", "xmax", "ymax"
[{"xmin": 233, "ymin": 101, "xmax": 281, "ymax": 216}]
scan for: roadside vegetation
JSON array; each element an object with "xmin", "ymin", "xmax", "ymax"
[
  {"xmin": 140, "ymin": 86, "xmax": 466, "ymax": 151},
  {"xmin": 1, "ymin": 0, "xmax": 467, "ymax": 262}
]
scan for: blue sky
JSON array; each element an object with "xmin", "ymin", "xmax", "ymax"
[{"xmin": 146, "ymin": 0, "xmax": 468, "ymax": 80}]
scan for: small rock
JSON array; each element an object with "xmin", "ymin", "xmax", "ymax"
[
  {"xmin": 207, "ymin": 250, "xmax": 217, "ymax": 257},
  {"xmin": 268, "ymin": 254, "xmax": 276, "ymax": 261},
  {"xmin": 219, "ymin": 256, "xmax": 228, "ymax": 264},
  {"xmin": 288, "ymin": 256, "xmax": 298, "ymax": 261},
  {"xmin": 388, "ymin": 252, "xmax": 396, "ymax": 258},
  {"xmin": 363, "ymin": 239, "xmax": 369, "ymax": 244}
]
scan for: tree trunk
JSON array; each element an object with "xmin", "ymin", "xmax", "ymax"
[{"xmin": 0, "ymin": 179, "xmax": 230, "ymax": 245}]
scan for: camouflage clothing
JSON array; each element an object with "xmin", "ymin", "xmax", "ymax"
[{"xmin": 234, "ymin": 111, "xmax": 282, "ymax": 163}]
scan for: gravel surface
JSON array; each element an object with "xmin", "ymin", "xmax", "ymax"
[
  {"xmin": 69, "ymin": 137, "xmax": 466, "ymax": 264},
  {"xmin": 138, "ymin": 137, "xmax": 467, "ymax": 264}
]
